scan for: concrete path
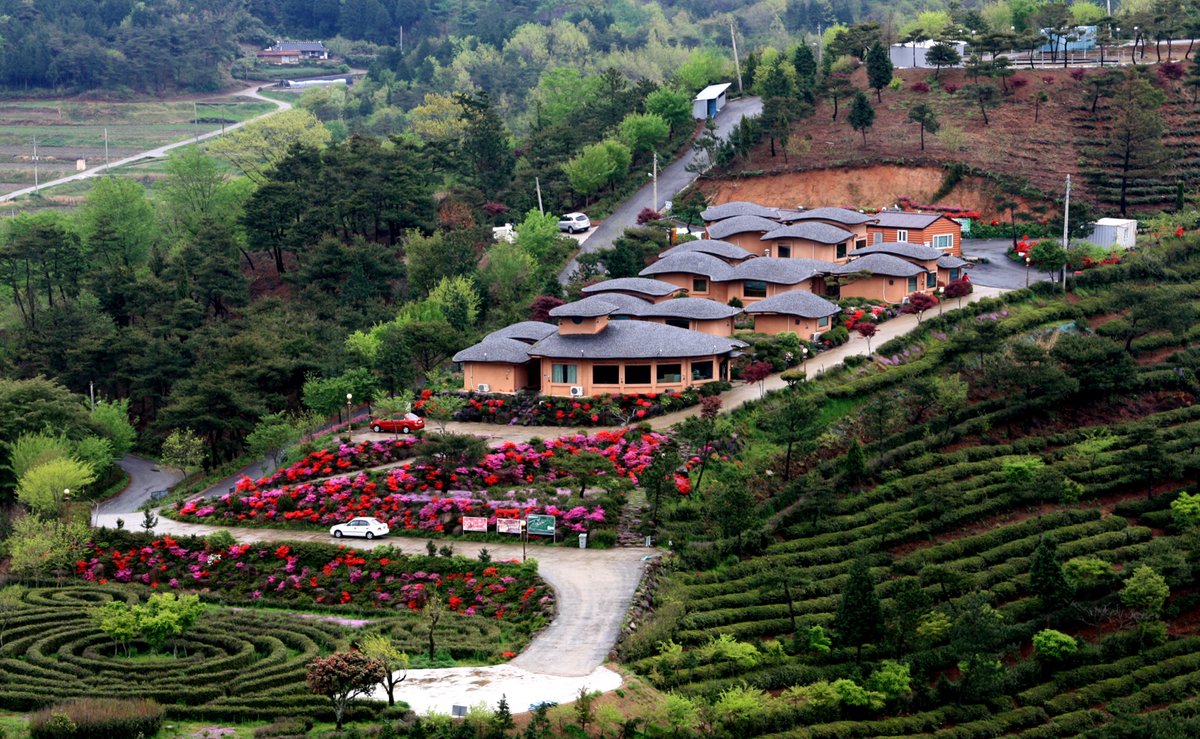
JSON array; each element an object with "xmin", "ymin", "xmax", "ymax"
[
  {"xmin": 0, "ymin": 83, "xmax": 292, "ymax": 202},
  {"xmin": 558, "ymin": 96, "xmax": 764, "ymax": 283},
  {"xmin": 93, "ymin": 455, "xmax": 185, "ymax": 524}
]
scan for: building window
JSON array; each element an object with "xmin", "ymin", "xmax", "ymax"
[
  {"xmin": 613, "ymin": 315, "xmax": 631, "ymax": 320},
  {"xmin": 692, "ymin": 277, "xmax": 708, "ymax": 293},
  {"xmin": 926, "ymin": 271, "xmax": 937, "ymax": 288},
  {"xmin": 625, "ymin": 365, "xmax": 651, "ymax": 384},
  {"xmin": 897, "ymin": 229, "xmax": 909, "ymax": 242},
  {"xmin": 872, "ymin": 232, "xmax": 883, "ymax": 244},
  {"xmin": 666, "ymin": 318, "xmax": 690, "ymax": 330},
  {"xmin": 836, "ymin": 242, "xmax": 847, "ymax": 259},
  {"xmin": 949, "ymin": 268, "xmax": 960, "ymax": 281},
  {"xmin": 777, "ymin": 244, "xmax": 792, "ymax": 258},
  {"xmin": 744, "ymin": 280, "xmax": 768, "ymax": 298},
  {"xmin": 818, "ymin": 315, "xmax": 830, "ymax": 328},
  {"xmin": 656, "ymin": 363, "xmax": 682, "ymax": 383},
  {"xmin": 856, "ymin": 239, "xmax": 867, "ymax": 250},
  {"xmin": 552, "ymin": 364, "xmax": 577, "ymax": 384},
  {"xmin": 691, "ymin": 360, "xmax": 714, "ymax": 381},
  {"xmin": 932, "ymin": 233, "xmax": 954, "ymax": 250},
  {"xmin": 907, "ymin": 276, "xmax": 918, "ymax": 292},
  {"xmin": 592, "ymin": 365, "xmax": 620, "ymax": 384}
]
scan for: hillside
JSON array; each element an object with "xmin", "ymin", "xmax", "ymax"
[
  {"xmin": 703, "ymin": 63, "xmax": 1200, "ymax": 219},
  {"xmin": 619, "ymin": 239, "xmax": 1200, "ymax": 737}
]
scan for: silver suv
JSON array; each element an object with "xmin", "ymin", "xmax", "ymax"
[{"xmin": 557, "ymin": 212, "xmax": 591, "ymax": 233}]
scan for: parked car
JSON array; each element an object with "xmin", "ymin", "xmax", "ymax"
[
  {"xmin": 557, "ymin": 212, "xmax": 591, "ymax": 233},
  {"xmin": 330, "ymin": 516, "xmax": 390, "ymax": 539},
  {"xmin": 369, "ymin": 413, "xmax": 425, "ymax": 434}
]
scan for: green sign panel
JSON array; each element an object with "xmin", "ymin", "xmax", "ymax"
[{"xmin": 526, "ymin": 514, "xmax": 556, "ymax": 536}]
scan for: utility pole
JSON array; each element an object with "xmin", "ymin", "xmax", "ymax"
[
  {"xmin": 32, "ymin": 137, "xmax": 38, "ymax": 192},
  {"xmin": 89, "ymin": 381, "xmax": 95, "ymax": 411},
  {"xmin": 1061, "ymin": 174, "xmax": 1071, "ymax": 289},
  {"xmin": 535, "ymin": 176, "xmax": 544, "ymax": 215},
  {"xmin": 730, "ymin": 20, "xmax": 743, "ymax": 94},
  {"xmin": 104, "ymin": 128, "xmax": 109, "ymax": 170},
  {"xmin": 652, "ymin": 151, "xmax": 658, "ymax": 212}
]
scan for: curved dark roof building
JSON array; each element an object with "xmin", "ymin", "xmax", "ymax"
[
  {"xmin": 452, "ymin": 337, "xmax": 535, "ymax": 364},
  {"xmin": 659, "ymin": 239, "xmax": 757, "ymax": 262},
  {"xmin": 700, "ymin": 201, "xmax": 782, "ymax": 221},
  {"xmin": 706, "ymin": 215, "xmax": 781, "ymax": 240},
  {"xmin": 529, "ymin": 321, "xmax": 745, "ymax": 360},
  {"xmin": 580, "ymin": 277, "xmax": 683, "ymax": 298},
  {"xmin": 744, "ymin": 291, "xmax": 841, "ymax": 318},
  {"xmin": 762, "ymin": 222, "xmax": 856, "ymax": 244}
]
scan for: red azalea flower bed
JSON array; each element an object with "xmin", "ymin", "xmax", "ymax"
[
  {"xmin": 253, "ymin": 437, "xmax": 421, "ymax": 490},
  {"xmin": 173, "ymin": 430, "xmax": 675, "ymax": 533},
  {"xmin": 424, "ymin": 388, "xmax": 706, "ymax": 426},
  {"xmin": 76, "ymin": 532, "xmax": 553, "ymax": 621}
]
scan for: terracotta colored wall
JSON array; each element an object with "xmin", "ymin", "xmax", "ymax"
[
  {"xmin": 867, "ymin": 218, "xmax": 962, "ymax": 256},
  {"xmin": 751, "ymin": 314, "xmax": 831, "ymax": 338},
  {"xmin": 721, "ymin": 232, "xmax": 771, "ymax": 253},
  {"xmin": 840, "ymin": 275, "xmax": 912, "ymax": 303},
  {"xmin": 761, "ymin": 238, "xmax": 848, "ymax": 263},
  {"xmin": 536, "ymin": 356, "xmax": 726, "ymax": 397},
  {"xmin": 558, "ymin": 315, "xmax": 608, "ymax": 335},
  {"xmin": 723, "ymin": 278, "xmax": 818, "ymax": 305},
  {"xmin": 460, "ymin": 362, "xmax": 529, "ymax": 393}
]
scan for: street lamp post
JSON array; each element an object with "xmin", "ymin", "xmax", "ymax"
[
  {"xmin": 1025, "ymin": 254, "xmax": 1032, "ymax": 287},
  {"xmin": 520, "ymin": 519, "xmax": 527, "ymax": 562},
  {"xmin": 63, "ymin": 488, "xmax": 71, "ymax": 520},
  {"xmin": 346, "ymin": 393, "xmax": 353, "ymax": 435},
  {"xmin": 800, "ymin": 345, "xmax": 809, "ymax": 379}
]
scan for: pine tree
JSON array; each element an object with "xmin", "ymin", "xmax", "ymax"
[
  {"xmin": 848, "ymin": 91, "xmax": 876, "ymax": 145},
  {"xmin": 834, "ymin": 556, "xmax": 884, "ymax": 660},
  {"xmin": 1084, "ymin": 73, "xmax": 1168, "ymax": 217},
  {"xmin": 1030, "ymin": 538, "xmax": 1071, "ymax": 616},
  {"xmin": 842, "ymin": 438, "xmax": 867, "ymax": 489},
  {"xmin": 1188, "ymin": 53, "xmax": 1200, "ymax": 103},
  {"xmin": 866, "ymin": 42, "xmax": 894, "ymax": 101},
  {"xmin": 908, "ymin": 103, "xmax": 940, "ymax": 151},
  {"xmin": 488, "ymin": 694, "xmax": 515, "ymax": 738}
]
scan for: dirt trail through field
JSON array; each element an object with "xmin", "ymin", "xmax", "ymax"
[{"xmin": 0, "ymin": 84, "xmax": 291, "ymax": 202}]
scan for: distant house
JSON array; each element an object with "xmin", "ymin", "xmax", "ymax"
[
  {"xmin": 849, "ymin": 242, "xmax": 970, "ymax": 285},
  {"xmin": 258, "ymin": 40, "xmax": 329, "ymax": 65},
  {"xmin": 782, "ymin": 208, "xmax": 876, "ymax": 249},
  {"xmin": 889, "ymin": 40, "xmax": 968, "ymax": 69},
  {"xmin": 453, "ymin": 322, "xmax": 556, "ymax": 394},
  {"xmin": 744, "ymin": 291, "xmax": 841, "ymax": 341},
  {"xmin": 693, "ymin": 83, "xmax": 732, "ymax": 119},
  {"xmin": 1088, "ymin": 218, "xmax": 1137, "ymax": 249},
  {"xmin": 580, "ymin": 277, "xmax": 684, "ymax": 302},
  {"xmin": 867, "ymin": 211, "xmax": 963, "ymax": 256}
]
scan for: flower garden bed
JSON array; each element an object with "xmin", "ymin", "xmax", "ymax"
[
  {"xmin": 170, "ymin": 430, "xmax": 669, "ymax": 542},
  {"xmin": 263, "ymin": 437, "xmax": 421, "ymax": 489},
  {"xmin": 75, "ymin": 532, "xmax": 552, "ymax": 622},
  {"xmin": 419, "ymin": 388, "xmax": 716, "ymax": 426}
]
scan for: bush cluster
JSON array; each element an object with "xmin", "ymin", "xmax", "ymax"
[{"xmin": 29, "ymin": 698, "xmax": 164, "ymax": 739}]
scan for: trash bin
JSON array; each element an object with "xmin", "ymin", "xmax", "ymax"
[{"xmin": 578, "ymin": 533, "xmax": 588, "ymax": 549}]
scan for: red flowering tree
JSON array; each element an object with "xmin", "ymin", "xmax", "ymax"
[
  {"xmin": 741, "ymin": 361, "xmax": 773, "ymax": 397},
  {"xmin": 855, "ymin": 322, "xmax": 878, "ymax": 354},
  {"xmin": 306, "ymin": 652, "xmax": 387, "ymax": 729},
  {"xmin": 637, "ymin": 208, "xmax": 664, "ymax": 224},
  {"xmin": 700, "ymin": 395, "xmax": 722, "ymax": 420},
  {"xmin": 944, "ymin": 277, "xmax": 973, "ymax": 309},
  {"xmin": 900, "ymin": 292, "xmax": 939, "ymax": 323}
]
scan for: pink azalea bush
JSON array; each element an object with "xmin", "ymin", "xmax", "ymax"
[
  {"xmin": 257, "ymin": 438, "xmax": 421, "ymax": 489},
  {"xmin": 174, "ymin": 430, "xmax": 669, "ymax": 535},
  {"xmin": 76, "ymin": 533, "xmax": 552, "ymax": 621}
]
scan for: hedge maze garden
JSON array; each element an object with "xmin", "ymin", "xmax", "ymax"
[{"xmin": 622, "ymin": 238, "xmax": 1200, "ymax": 737}]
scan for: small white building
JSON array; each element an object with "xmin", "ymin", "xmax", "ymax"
[
  {"xmin": 889, "ymin": 40, "xmax": 968, "ymax": 69},
  {"xmin": 693, "ymin": 83, "xmax": 732, "ymax": 120},
  {"xmin": 1088, "ymin": 218, "xmax": 1138, "ymax": 249}
]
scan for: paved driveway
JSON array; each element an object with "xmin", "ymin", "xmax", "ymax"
[
  {"xmin": 558, "ymin": 97, "xmax": 763, "ymax": 283},
  {"xmin": 962, "ymin": 238, "xmax": 1054, "ymax": 290}
]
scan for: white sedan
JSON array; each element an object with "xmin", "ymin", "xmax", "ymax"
[{"xmin": 329, "ymin": 517, "xmax": 390, "ymax": 540}]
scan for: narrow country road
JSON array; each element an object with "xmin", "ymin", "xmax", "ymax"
[
  {"xmin": 94, "ymin": 455, "xmax": 185, "ymax": 524},
  {"xmin": 558, "ymin": 96, "xmax": 763, "ymax": 283},
  {"xmin": 0, "ymin": 83, "xmax": 292, "ymax": 202}
]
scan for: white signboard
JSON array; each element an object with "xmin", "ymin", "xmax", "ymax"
[
  {"xmin": 462, "ymin": 516, "xmax": 488, "ymax": 533},
  {"xmin": 496, "ymin": 518, "xmax": 523, "ymax": 535}
]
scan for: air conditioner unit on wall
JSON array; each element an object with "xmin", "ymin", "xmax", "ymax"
[
  {"xmin": 477, "ymin": 383, "xmax": 490, "ymax": 393},
  {"xmin": 811, "ymin": 332, "xmax": 823, "ymax": 342},
  {"xmin": 569, "ymin": 386, "xmax": 585, "ymax": 397}
]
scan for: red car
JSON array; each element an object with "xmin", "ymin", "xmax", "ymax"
[{"xmin": 369, "ymin": 413, "xmax": 425, "ymax": 434}]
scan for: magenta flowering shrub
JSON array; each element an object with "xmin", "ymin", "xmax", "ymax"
[
  {"xmin": 175, "ymin": 430, "xmax": 669, "ymax": 535},
  {"xmin": 255, "ymin": 438, "xmax": 421, "ymax": 489},
  {"xmin": 75, "ymin": 535, "xmax": 552, "ymax": 621},
  {"xmin": 434, "ymin": 389, "xmax": 705, "ymax": 426}
]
